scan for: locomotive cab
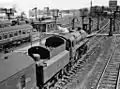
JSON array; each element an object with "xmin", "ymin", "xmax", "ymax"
[
  {"xmin": 28, "ymin": 35, "xmax": 66, "ymax": 63},
  {"xmin": 28, "ymin": 36, "xmax": 70, "ymax": 88},
  {"xmin": 28, "ymin": 46, "xmax": 50, "ymax": 60}
]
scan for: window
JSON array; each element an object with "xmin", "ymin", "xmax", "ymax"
[
  {"xmin": 22, "ymin": 30, "xmax": 26, "ymax": 34},
  {"xmin": 50, "ymin": 24, "xmax": 52, "ymax": 28},
  {"xmin": 41, "ymin": 24, "xmax": 46, "ymax": 32},
  {"xmin": 72, "ymin": 41, "xmax": 74, "ymax": 47},
  {"xmin": 19, "ymin": 30, "xmax": 22, "ymax": 34},
  {"xmin": 4, "ymin": 34, "xmax": 8, "ymax": 39},
  {"xmin": 47, "ymin": 24, "xmax": 50, "ymax": 29},
  {"xmin": 14, "ymin": 32, "xmax": 18, "ymax": 36},
  {"xmin": 0, "ymin": 35, "xmax": 2, "ymax": 40},
  {"xmin": 9, "ymin": 33, "xmax": 13, "ymax": 37},
  {"xmin": 53, "ymin": 23, "xmax": 55, "ymax": 28},
  {"xmin": 20, "ymin": 75, "xmax": 26, "ymax": 88},
  {"xmin": 27, "ymin": 30, "xmax": 30, "ymax": 33}
]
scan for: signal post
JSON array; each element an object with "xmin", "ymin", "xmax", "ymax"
[{"xmin": 109, "ymin": 17, "xmax": 113, "ymax": 36}]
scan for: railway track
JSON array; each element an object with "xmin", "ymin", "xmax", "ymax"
[
  {"xmin": 53, "ymin": 33, "xmax": 107, "ymax": 89},
  {"xmin": 77, "ymin": 20, "xmax": 120, "ymax": 89},
  {"xmin": 83, "ymin": 36, "xmax": 115, "ymax": 89},
  {"xmin": 94, "ymin": 35, "xmax": 120, "ymax": 89},
  {"xmin": 52, "ymin": 18, "xmax": 111, "ymax": 89}
]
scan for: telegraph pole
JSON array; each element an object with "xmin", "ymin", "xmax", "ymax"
[
  {"xmin": 113, "ymin": 11, "xmax": 116, "ymax": 31},
  {"xmin": 72, "ymin": 18, "xmax": 75, "ymax": 30},
  {"xmin": 109, "ymin": 17, "xmax": 113, "ymax": 36},
  {"xmin": 79, "ymin": 9, "xmax": 85, "ymax": 30},
  {"xmin": 72, "ymin": 11, "xmax": 75, "ymax": 30},
  {"xmin": 113, "ymin": 6, "xmax": 120, "ymax": 31},
  {"xmin": 88, "ymin": 17, "xmax": 92, "ymax": 34},
  {"xmin": 52, "ymin": 9, "xmax": 59, "ymax": 30},
  {"xmin": 95, "ymin": 6, "xmax": 104, "ymax": 31},
  {"xmin": 97, "ymin": 13, "xmax": 100, "ymax": 31},
  {"xmin": 32, "ymin": 7, "xmax": 37, "ymax": 20},
  {"xmin": 88, "ymin": 0, "xmax": 92, "ymax": 34}
]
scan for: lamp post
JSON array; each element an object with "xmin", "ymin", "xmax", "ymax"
[
  {"xmin": 109, "ymin": 17, "xmax": 113, "ymax": 36},
  {"xmin": 79, "ymin": 9, "xmax": 87, "ymax": 30},
  {"xmin": 88, "ymin": 1, "xmax": 93, "ymax": 34},
  {"xmin": 32, "ymin": 7, "xmax": 37, "ymax": 20},
  {"xmin": 72, "ymin": 18, "xmax": 75, "ymax": 30},
  {"xmin": 95, "ymin": 7, "xmax": 103, "ymax": 31},
  {"xmin": 88, "ymin": 17, "xmax": 92, "ymax": 34},
  {"xmin": 113, "ymin": 6, "xmax": 120, "ymax": 31},
  {"xmin": 52, "ymin": 9, "xmax": 59, "ymax": 30},
  {"xmin": 108, "ymin": 12, "xmax": 114, "ymax": 36}
]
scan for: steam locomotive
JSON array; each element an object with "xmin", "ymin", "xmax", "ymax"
[{"xmin": 0, "ymin": 29, "xmax": 91, "ymax": 89}]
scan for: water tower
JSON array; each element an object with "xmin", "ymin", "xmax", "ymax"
[{"xmin": 109, "ymin": 0, "xmax": 117, "ymax": 11}]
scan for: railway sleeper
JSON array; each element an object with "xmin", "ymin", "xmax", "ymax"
[
  {"xmin": 109, "ymin": 72, "xmax": 118, "ymax": 75},
  {"xmin": 101, "ymin": 81, "xmax": 116, "ymax": 85},
  {"xmin": 105, "ymin": 70, "xmax": 118, "ymax": 73},
  {"xmin": 102, "ymin": 78, "xmax": 117, "ymax": 82},
  {"xmin": 101, "ymin": 84, "xmax": 115, "ymax": 89},
  {"xmin": 107, "ymin": 64, "xmax": 119, "ymax": 67},
  {"xmin": 98, "ymin": 86, "xmax": 115, "ymax": 89},
  {"xmin": 105, "ymin": 71, "xmax": 118, "ymax": 74},
  {"xmin": 106, "ymin": 67, "xmax": 118, "ymax": 70},
  {"xmin": 103, "ymin": 76, "xmax": 117, "ymax": 79}
]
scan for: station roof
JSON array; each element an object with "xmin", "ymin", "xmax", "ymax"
[{"xmin": 33, "ymin": 19, "xmax": 55, "ymax": 24}]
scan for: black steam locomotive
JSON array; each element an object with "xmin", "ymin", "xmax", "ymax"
[{"xmin": 0, "ymin": 29, "xmax": 91, "ymax": 89}]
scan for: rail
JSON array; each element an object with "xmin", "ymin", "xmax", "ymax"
[
  {"xmin": 96, "ymin": 19, "xmax": 110, "ymax": 33},
  {"xmin": 95, "ymin": 36, "xmax": 116, "ymax": 89},
  {"xmin": 116, "ymin": 63, "xmax": 120, "ymax": 89}
]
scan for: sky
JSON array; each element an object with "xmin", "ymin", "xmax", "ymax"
[{"xmin": 0, "ymin": 0, "xmax": 120, "ymax": 16}]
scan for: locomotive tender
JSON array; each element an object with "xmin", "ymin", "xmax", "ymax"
[
  {"xmin": 0, "ymin": 29, "xmax": 90, "ymax": 89},
  {"xmin": 0, "ymin": 52, "xmax": 37, "ymax": 89}
]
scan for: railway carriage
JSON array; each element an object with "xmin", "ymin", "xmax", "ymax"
[{"xmin": 0, "ymin": 23, "xmax": 33, "ymax": 51}]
